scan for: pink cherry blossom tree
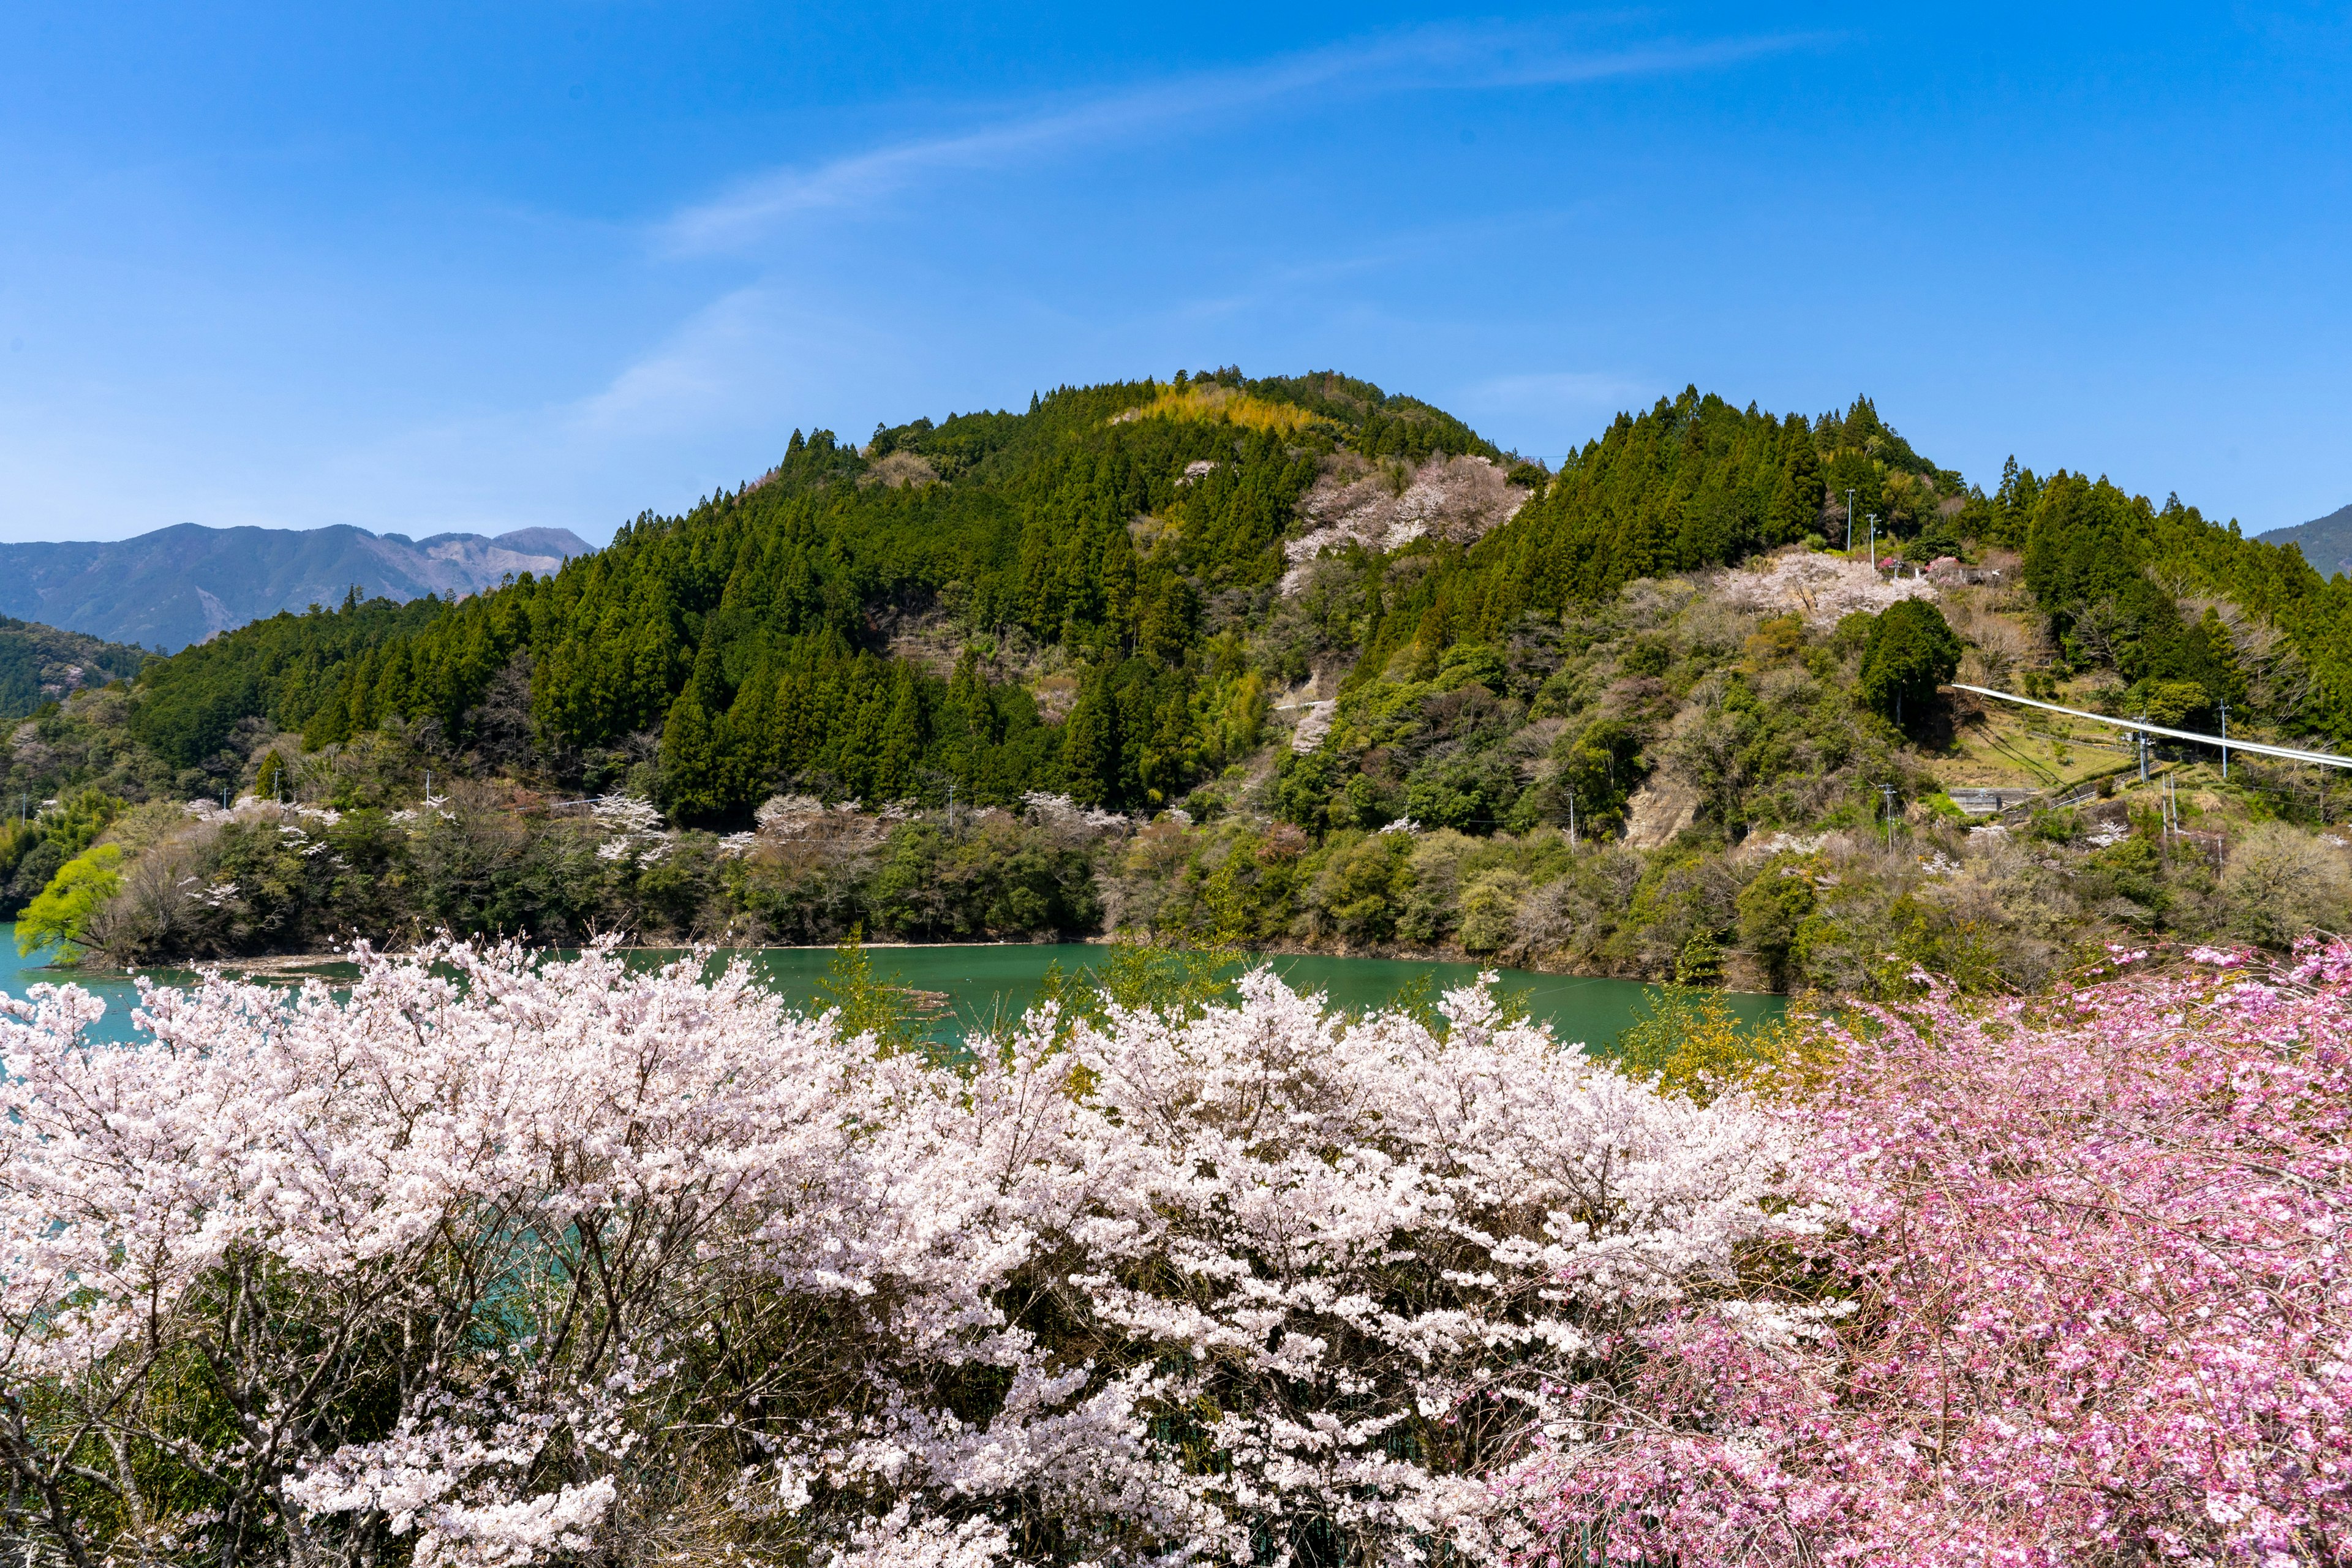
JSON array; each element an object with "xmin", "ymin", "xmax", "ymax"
[{"xmin": 1510, "ymin": 944, "xmax": 2352, "ymax": 1565}]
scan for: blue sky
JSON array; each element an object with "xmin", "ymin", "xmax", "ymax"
[{"xmin": 0, "ymin": 2, "xmax": 2346, "ymax": 546}]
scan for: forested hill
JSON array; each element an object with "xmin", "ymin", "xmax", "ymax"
[
  {"xmin": 28, "ymin": 368, "xmax": 2352, "ymax": 834},
  {"xmin": 0, "ymin": 617, "xmax": 148, "ymax": 723},
  {"xmin": 107, "ymin": 372, "xmax": 1505, "ymax": 813}
]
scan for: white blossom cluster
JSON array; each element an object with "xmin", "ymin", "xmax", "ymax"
[
  {"xmin": 590, "ymin": 793, "xmax": 670, "ymax": 864},
  {"xmin": 726, "ymin": 798, "xmax": 926, "ymax": 839},
  {"xmin": 279, "ymin": 824, "xmax": 330, "ymax": 857},
  {"xmin": 0, "ymin": 945, "xmax": 1815, "ymax": 1568},
  {"xmin": 736, "ymin": 794, "xmax": 892, "ymax": 858},
  {"xmin": 1020, "ymin": 791, "xmax": 1130, "ymax": 837},
  {"xmin": 1281, "ymin": 456, "xmax": 1531, "ymax": 596},
  {"xmin": 179, "ymin": 798, "xmax": 345, "ymax": 828},
  {"xmin": 755, "ymin": 793, "xmax": 876, "ymax": 839},
  {"xmin": 2084, "ymin": 818, "xmax": 2132, "ymax": 848},
  {"xmin": 756, "ymin": 792, "xmax": 828, "ymax": 834},
  {"xmin": 589, "ymin": 793, "xmax": 665, "ymax": 834},
  {"xmin": 175, "ymin": 873, "xmax": 240, "ymax": 908}
]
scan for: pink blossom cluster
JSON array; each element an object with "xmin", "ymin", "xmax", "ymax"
[
  {"xmin": 1512, "ymin": 944, "xmax": 2352, "ymax": 1564},
  {"xmin": 0, "ymin": 944, "xmax": 1804, "ymax": 1568}
]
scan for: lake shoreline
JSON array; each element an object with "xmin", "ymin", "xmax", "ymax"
[
  {"xmin": 21, "ymin": 934, "xmax": 1784, "ymax": 999},
  {"xmin": 5, "ymin": 924, "xmax": 1787, "ymax": 1050}
]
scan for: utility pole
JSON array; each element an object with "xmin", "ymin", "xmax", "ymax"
[
  {"xmin": 1566, "ymin": 788, "xmax": 1577, "ymax": 845},
  {"xmin": 2218, "ymin": 700, "xmax": 2230, "ymax": 782},
  {"xmin": 1881, "ymin": 784, "xmax": 1898, "ymax": 847},
  {"xmin": 2137, "ymin": 721, "xmax": 2149, "ymax": 784}
]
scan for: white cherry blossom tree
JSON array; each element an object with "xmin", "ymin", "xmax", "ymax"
[{"xmin": 0, "ymin": 943, "xmax": 1809, "ymax": 1568}]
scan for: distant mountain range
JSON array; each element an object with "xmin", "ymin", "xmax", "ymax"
[
  {"xmin": 0, "ymin": 523, "xmax": 594, "ymax": 651},
  {"xmin": 2258, "ymin": 502, "xmax": 2352, "ymax": 579}
]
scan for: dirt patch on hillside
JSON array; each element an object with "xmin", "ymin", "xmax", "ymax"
[
  {"xmin": 860, "ymin": 451, "xmax": 940, "ymax": 489},
  {"xmin": 1623, "ymin": 778, "xmax": 1701, "ymax": 849}
]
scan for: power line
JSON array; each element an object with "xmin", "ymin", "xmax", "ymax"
[{"xmin": 1953, "ymin": 685, "xmax": 2352, "ymax": 772}]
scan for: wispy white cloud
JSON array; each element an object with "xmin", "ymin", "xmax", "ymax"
[
  {"xmin": 486, "ymin": 22, "xmax": 1817, "ymax": 529},
  {"xmin": 661, "ymin": 24, "xmax": 1820, "ymax": 254},
  {"xmin": 1449, "ymin": 371, "xmax": 1655, "ymax": 453},
  {"xmin": 295, "ymin": 286, "xmax": 920, "ymax": 539},
  {"xmin": 1458, "ymin": 369, "xmax": 1648, "ymax": 407},
  {"xmin": 568, "ymin": 287, "xmax": 782, "ymax": 434}
]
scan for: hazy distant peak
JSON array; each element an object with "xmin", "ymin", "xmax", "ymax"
[
  {"xmin": 489, "ymin": 526, "xmax": 594, "ymax": 556},
  {"xmin": 0, "ymin": 521, "xmax": 597, "ymax": 651},
  {"xmin": 2257, "ymin": 502, "xmax": 2352, "ymax": 579}
]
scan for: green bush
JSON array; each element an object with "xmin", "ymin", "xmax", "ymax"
[
  {"xmin": 1858, "ymin": 600, "xmax": 1961, "ymax": 725},
  {"xmin": 1457, "ymin": 868, "xmax": 1528, "ymax": 953}
]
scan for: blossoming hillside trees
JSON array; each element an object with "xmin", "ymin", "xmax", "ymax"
[{"xmin": 0, "ymin": 943, "xmax": 1808, "ymax": 1568}]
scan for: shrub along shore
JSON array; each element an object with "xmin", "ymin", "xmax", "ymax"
[{"xmin": 11, "ymin": 756, "xmax": 2345, "ymax": 1004}]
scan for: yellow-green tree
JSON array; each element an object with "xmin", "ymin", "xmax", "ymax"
[{"xmin": 18, "ymin": 845, "xmax": 123, "ymax": 960}]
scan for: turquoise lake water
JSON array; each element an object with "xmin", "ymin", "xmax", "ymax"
[{"xmin": 0, "ymin": 925, "xmax": 1782, "ymax": 1051}]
